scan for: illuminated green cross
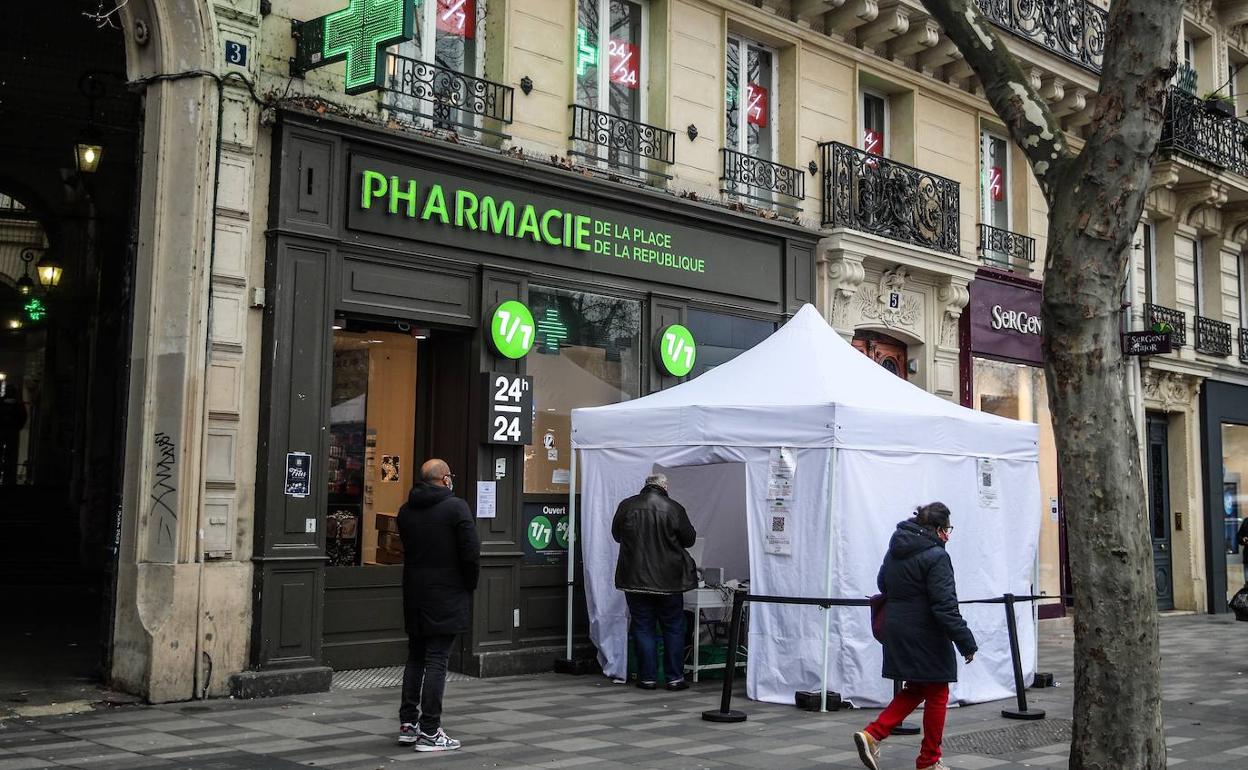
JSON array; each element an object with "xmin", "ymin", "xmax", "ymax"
[{"xmin": 294, "ymin": 0, "xmax": 414, "ymax": 95}]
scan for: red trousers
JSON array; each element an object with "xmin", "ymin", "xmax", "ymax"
[{"xmin": 865, "ymin": 681, "xmax": 949, "ymax": 769}]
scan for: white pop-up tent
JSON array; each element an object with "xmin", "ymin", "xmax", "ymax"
[{"xmin": 563, "ymin": 304, "xmax": 1042, "ymax": 707}]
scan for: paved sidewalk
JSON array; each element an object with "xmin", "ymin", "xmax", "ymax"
[{"xmin": 1, "ymin": 615, "xmax": 1246, "ymax": 769}]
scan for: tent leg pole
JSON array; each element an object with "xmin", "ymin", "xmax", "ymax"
[
  {"xmin": 566, "ymin": 448, "xmax": 577, "ymax": 662},
  {"xmin": 821, "ymin": 446, "xmax": 838, "ymax": 713}
]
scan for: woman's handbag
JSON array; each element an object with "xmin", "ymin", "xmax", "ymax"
[{"xmin": 868, "ymin": 593, "xmax": 887, "ymax": 642}]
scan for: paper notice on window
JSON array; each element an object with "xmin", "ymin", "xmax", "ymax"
[
  {"xmin": 476, "ymin": 481, "xmax": 497, "ymax": 519},
  {"xmin": 977, "ymin": 458, "xmax": 1000, "ymax": 509}
]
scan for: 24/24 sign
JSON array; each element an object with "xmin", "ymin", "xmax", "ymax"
[{"xmin": 484, "ymin": 372, "xmax": 533, "ymax": 445}]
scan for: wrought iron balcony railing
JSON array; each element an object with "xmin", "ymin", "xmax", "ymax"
[
  {"xmin": 819, "ymin": 141, "xmax": 960, "ymax": 256},
  {"xmin": 720, "ymin": 149, "xmax": 805, "ymax": 211},
  {"xmin": 568, "ymin": 104, "xmax": 675, "ymax": 183},
  {"xmin": 978, "ymin": 223, "xmax": 1036, "ymax": 271},
  {"xmin": 1195, "ymin": 316, "xmax": 1232, "ymax": 356},
  {"xmin": 1159, "ymin": 87, "xmax": 1248, "ymax": 177},
  {"xmin": 1241, "ymin": 328, "xmax": 1248, "ymax": 364},
  {"xmin": 384, "ymin": 54, "xmax": 514, "ymax": 137},
  {"xmin": 975, "ymin": 0, "xmax": 1106, "ymax": 74},
  {"xmin": 1144, "ymin": 303, "xmax": 1186, "ymax": 348}
]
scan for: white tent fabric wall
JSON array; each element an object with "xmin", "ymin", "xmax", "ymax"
[{"xmin": 570, "ymin": 305, "xmax": 1042, "ymax": 707}]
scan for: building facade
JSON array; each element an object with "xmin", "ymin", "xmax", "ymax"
[{"xmin": 7, "ymin": 0, "xmax": 1246, "ymax": 703}]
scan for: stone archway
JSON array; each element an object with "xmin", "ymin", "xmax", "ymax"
[{"xmin": 104, "ymin": 0, "xmax": 222, "ymax": 702}]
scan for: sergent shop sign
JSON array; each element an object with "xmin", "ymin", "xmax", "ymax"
[{"xmin": 348, "ymin": 155, "xmax": 781, "ymax": 301}]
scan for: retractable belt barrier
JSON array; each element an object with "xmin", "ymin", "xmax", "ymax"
[{"xmin": 702, "ymin": 589, "xmax": 1067, "ymax": 724}]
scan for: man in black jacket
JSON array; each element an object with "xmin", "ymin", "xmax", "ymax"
[
  {"xmin": 612, "ymin": 473, "xmax": 697, "ymax": 691},
  {"xmin": 396, "ymin": 459, "xmax": 480, "ymax": 752}
]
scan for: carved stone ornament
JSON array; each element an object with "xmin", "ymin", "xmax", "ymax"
[
  {"xmin": 858, "ymin": 266, "xmax": 920, "ymax": 330},
  {"xmin": 1187, "ymin": 0, "xmax": 1214, "ymax": 29},
  {"xmin": 818, "ymin": 253, "xmax": 866, "ymax": 330},
  {"xmin": 937, "ymin": 277, "xmax": 971, "ymax": 349},
  {"xmin": 1141, "ymin": 368, "xmax": 1201, "ymax": 412}
]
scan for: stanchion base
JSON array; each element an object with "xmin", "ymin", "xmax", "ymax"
[
  {"xmin": 1002, "ymin": 707, "xmax": 1046, "ymax": 721},
  {"xmin": 702, "ymin": 710, "xmax": 748, "ymax": 723},
  {"xmin": 893, "ymin": 722, "xmax": 921, "ymax": 735},
  {"xmin": 553, "ymin": 658, "xmax": 594, "ymax": 675}
]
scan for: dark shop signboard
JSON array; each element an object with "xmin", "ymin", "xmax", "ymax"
[
  {"xmin": 968, "ymin": 275, "xmax": 1044, "ymax": 366},
  {"xmin": 346, "ymin": 154, "xmax": 783, "ymax": 302},
  {"xmin": 523, "ymin": 502, "xmax": 571, "ymax": 566}
]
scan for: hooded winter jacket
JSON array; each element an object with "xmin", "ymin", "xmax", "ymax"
[
  {"xmin": 612, "ymin": 485, "xmax": 697, "ymax": 594},
  {"xmin": 397, "ymin": 482, "xmax": 481, "ymax": 636},
  {"xmin": 877, "ymin": 519, "xmax": 977, "ymax": 683}
]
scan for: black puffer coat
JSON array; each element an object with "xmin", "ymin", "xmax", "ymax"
[
  {"xmin": 398, "ymin": 483, "xmax": 481, "ymax": 636},
  {"xmin": 612, "ymin": 485, "xmax": 697, "ymax": 594},
  {"xmin": 878, "ymin": 520, "xmax": 977, "ymax": 683}
]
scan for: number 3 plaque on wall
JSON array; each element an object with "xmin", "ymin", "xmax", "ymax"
[{"xmin": 484, "ymin": 372, "xmax": 534, "ymax": 445}]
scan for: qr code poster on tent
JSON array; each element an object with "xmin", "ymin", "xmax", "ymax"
[
  {"xmin": 977, "ymin": 457, "xmax": 1000, "ymax": 509},
  {"xmin": 765, "ymin": 508, "xmax": 792, "ymax": 556}
]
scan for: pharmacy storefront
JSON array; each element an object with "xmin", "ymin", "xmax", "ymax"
[{"xmin": 238, "ymin": 110, "xmax": 818, "ymax": 695}]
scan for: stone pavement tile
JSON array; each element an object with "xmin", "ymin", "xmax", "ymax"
[
  {"xmin": 57, "ymin": 754, "xmax": 174, "ymax": 769},
  {"xmin": 0, "ymin": 760, "xmax": 57, "ymax": 770},
  {"xmin": 234, "ymin": 738, "xmax": 323, "ymax": 755},
  {"xmin": 535, "ymin": 737, "xmax": 620, "ymax": 752},
  {"xmin": 152, "ymin": 746, "xmax": 239, "ymax": 760},
  {"xmin": 941, "ymin": 755, "xmax": 1012, "ymax": 769},
  {"xmin": 237, "ymin": 717, "xmax": 359, "ymax": 739},
  {"xmin": 764, "ymin": 743, "xmax": 826, "ymax": 756}
]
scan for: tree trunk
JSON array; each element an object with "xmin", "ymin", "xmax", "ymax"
[{"xmin": 916, "ymin": 1, "xmax": 1184, "ymax": 767}]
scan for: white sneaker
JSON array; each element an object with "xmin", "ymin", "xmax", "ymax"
[
  {"xmin": 853, "ymin": 731, "xmax": 881, "ymax": 770},
  {"xmin": 413, "ymin": 727, "xmax": 462, "ymax": 752},
  {"xmin": 397, "ymin": 722, "xmax": 420, "ymax": 745}
]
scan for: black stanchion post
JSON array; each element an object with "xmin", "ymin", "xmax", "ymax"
[
  {"xmin": 1000, "ymin": 593, "xmax": 1045, "ymax": 721},
  {"xmin": 702, "ymin": 589, "xmax": 748, "ymax": 723},
  {"xmin": 891, "ymin": 678, "xmax": 921, "ymax": 735}
]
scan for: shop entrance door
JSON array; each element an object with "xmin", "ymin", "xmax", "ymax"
[
  {"xmin": 852, "ymin": 331, "xmax": 908, "ymax": 380},
  {"xmin": 1146, "ymin": 413, "xmax": 1174, "ymax": 610},
  {"xmin": 322, "ymin": 324, "xmax": 472, "ymax": 669}
]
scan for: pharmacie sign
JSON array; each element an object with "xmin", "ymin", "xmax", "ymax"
[
  {"xmin": 346, "ymin": 154, "xmax": 783, "ymax": 302},
  {"xmin": 968, "ymin": 275, "xmax": 1044, "ymax": 365}
]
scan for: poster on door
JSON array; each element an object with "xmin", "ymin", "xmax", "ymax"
[{"xmin": 522, "ymin": 502, "xmax": 571, "ymax": 565}]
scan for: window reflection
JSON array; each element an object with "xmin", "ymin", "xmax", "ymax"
[{"xmin": 524, "ymin": 287, "xmax": 641, "ymax": 494}]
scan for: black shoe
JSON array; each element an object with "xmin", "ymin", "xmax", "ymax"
[
  {"xmin": 665, "ymin": 679, "xmax": 689, "ymax": 691},
  {"xmin": 637, "ymin": 680, "xmax": 658, "ymax": 690}
]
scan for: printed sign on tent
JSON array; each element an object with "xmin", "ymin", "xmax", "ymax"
[
  {"xmin": 765, "ymin": 448, "xmax": 796, "ymax": 555},
  {"xmin": 977, "ymin": 457, "xmax": 1000, "ymax": 509}
]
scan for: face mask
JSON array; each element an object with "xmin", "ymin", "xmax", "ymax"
[{"xmin": 938, "ymin": 529, "xmax": 950, "ymax": 543}]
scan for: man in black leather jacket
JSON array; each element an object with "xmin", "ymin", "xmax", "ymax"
[{"xmin": 612, "ymin": 473, "xmax": 697, "ymax": 691}]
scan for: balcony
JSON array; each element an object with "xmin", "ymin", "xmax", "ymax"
[
  {"xmin": 975, "ymin": 0, "xmax": 1107, "ymax": 74},
  {"xmin": 1144, "ymin": 304, "xmax": 1186, "ymax": 348},
  {"xmin": 1159, "ymin": 87, "xmax": 1248, "ymax": 177},
  {"xmin": 568, "ymin": 105, "xmax": 675, "ymax": 184},
  {"xmin": 978, "ymin": 224, "xmax": 1036, "ymax": 272},
  {"xmin": 1195, "ymin": 316, "xmax": 1233, "ymax": 357},
  {"xmin": 720, "ymin": 149, "xmax": 806, "ymax": 212},
  {"xmin": 1241, "ymin": 328, "xmax": 1248, "ymax": 364},
  {"xmin": 384, "ymin": 54, "xmax": 514, "ymax": 138},
  {"xmin": 819, "ymin": 141, "xmax": 960, "ymax": 256}
]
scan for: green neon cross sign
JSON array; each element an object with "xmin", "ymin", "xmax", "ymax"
[
  {"xmin": 575, "ymin": 27, "xmax": 597, "ymax": 78},
  {"xmin": 23, "ymin": 297, "xmax": 46, "ymax": 322},
  {"xmin": 291, "ymin": 0, "xmax": 414, "ymax": 95}
]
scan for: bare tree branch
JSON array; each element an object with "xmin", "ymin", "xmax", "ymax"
[{"xmin": 919, "ymin": 0, "xmax": 1071, "ymax": 202}]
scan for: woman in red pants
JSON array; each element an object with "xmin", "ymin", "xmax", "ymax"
[{"xmin": 854, "ymin": 503, "xmax": 977, "ymax": 770}]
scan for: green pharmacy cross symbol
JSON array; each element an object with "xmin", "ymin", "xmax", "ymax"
[
  {"xmin": 291, "ymin": 0, "xmax": 414, "ymax": 95},
  {"xmin": 23, "ymin": 297, "xmax": 47, "ymax": 322}
]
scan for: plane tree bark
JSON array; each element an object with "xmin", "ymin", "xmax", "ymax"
[{"xmin": 916, "ymin": 1, "xmax": 1184, "ymax": 767}]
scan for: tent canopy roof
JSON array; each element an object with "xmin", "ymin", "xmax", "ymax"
[{"xmin": 572, "ymin": 305, "xmax": 1039, "ymax": 459}]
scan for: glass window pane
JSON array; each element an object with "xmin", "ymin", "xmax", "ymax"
[
  {"xmin": 434, "ymin": 0, "xmax": 479, "ymax": 75},
  {"xmin": 726, "ymin": 38, "xmax": 740, "ymax": 150},
  {"xmin": 972, "ymin": 358, "xmax": 1061, "ymax": 600},
  {"xmin": 863, "ymin": 93, "xmax": 885, "ymax": 155},
  {"xmin": 985, "ymin": 135, "xmax": 1009, "ymax": 230},
  {"xmin": 608, "ymin": 0, "xmax": 642, "ymax": 120},
  {"xmin": 328, "ymin": 329, "xmax": 419, "ymax": 567},
  {"xmin": 575, "ymin": 0, "xmax": 600, "ymax": 108},
  {"xmin": 686, "ymin": 309, "xmax": 775, "ymax": 379},
  {"xmin": 524, "ymin": 288, "xmax": 642, "ymax": 494},
  {"xmin": 1223, "ymin": 424, "xmax": 1248, "ymax": 583},
  {"xmin": 746, "ymin": 45, "xmax": 772, "ymax": 160}
]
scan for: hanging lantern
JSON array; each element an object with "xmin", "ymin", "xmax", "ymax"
[
  {"xmin": 75, "ymin": 130, "xmax": 103, "ymax": 174},
  {"xmin": 16, "ymin": 274, "xmax": 34, "ymax": 296},
  {"xmin": 36, "ymin": 254, "xmax": 63, "ymax": 289}
]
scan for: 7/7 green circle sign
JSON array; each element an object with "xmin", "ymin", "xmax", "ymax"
[
  {"xmin": 656, "ymin": 324, "xmax": 696, "ymax": 377},
  {"xmin": 489, "ymin": 300, "xmax": 535, "ymax": 359}
]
